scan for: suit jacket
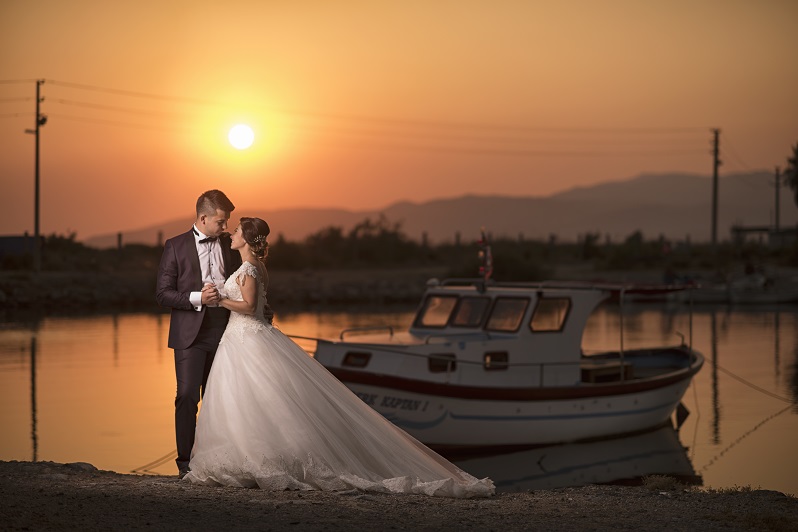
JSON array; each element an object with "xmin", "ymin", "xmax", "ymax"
[{"xmin": 155, "ymin": 229, "xmax": 242, "ymax": 350}]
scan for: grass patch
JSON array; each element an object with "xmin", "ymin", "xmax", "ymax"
[
  {"xmin": 642, "ymin": 475, "xmax": 687, "ymax": 492},
  {"xmin": 703, "ymin": 484, "xmax": 758, "ymax": 494}
]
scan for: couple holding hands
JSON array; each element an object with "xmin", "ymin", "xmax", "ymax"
[{"xmin": 155, "ymin": 189, "xmax": 493, "ymax": 498}]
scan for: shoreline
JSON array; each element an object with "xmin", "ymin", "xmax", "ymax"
[
  {"xmin": 2, "ymin": 460, "xmax": 796, "ymax": 531},
  {"xmin": 0, "ymin": 264, "xmax": 676, "ymax": 311},
  {"xmin": 6, "ymin": 264, "xmax": 796, "ymax": 313}
]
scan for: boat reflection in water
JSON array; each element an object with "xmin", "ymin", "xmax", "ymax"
[{"xmin": 452, "ymin": 424, "xmax": 701, "ymax": 493}]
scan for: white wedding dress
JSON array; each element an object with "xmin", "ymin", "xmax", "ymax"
[{"xmin": 184, "ymin": 262, "xmax": 494, "ymax": 498}]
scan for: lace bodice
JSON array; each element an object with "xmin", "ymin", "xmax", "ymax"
[{"xmin": 221, "ymin": 261, "xmax": 271, "ymax": 342}]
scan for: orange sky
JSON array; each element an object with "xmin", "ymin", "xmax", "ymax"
[{"xmin": 1, "ymin": 0, "xmax": 796, "ymax": 240}]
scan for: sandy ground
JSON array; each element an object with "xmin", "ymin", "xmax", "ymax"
[{"xmin": 2, "ymin": 461, "xmax": 797, "ymax": 531}]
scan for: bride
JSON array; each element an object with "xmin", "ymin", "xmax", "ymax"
[{"xmin": 183, "ymin": 217, "xmax": 494, "ymax": 498}]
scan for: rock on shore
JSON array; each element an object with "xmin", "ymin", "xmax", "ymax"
[{"xmin": 2, "ymin": 461, "xmax": 796, "ymax": 531}]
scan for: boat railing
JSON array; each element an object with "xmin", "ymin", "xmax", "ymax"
[
  {"xmin": 422, "ymin": 332, "xmax": 493, "ymax": 344},
  {"xmin": 437, "ymin": 277, "xmax": 696, "ymax": 293},
  {"xmin": 292, "ymin": 335, "xmax": 679, "ymax": 385},
  {"xmin": 339, "ymin": 326, "xmax": 395, "ymax": 340},
  {"xmin": 438, "ymin": 277, "xmax": 617, "ymax": 293},
  {"xmin": 415, "ymin": 351, "xmax": 595, "ymax": 385},
  {"xmin": 618, "ymin": 285, "xmax": 695, "ymax": 371}
]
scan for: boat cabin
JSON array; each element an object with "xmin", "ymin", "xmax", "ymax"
[{"xmin": 401, "ymin": 279, "xmax": 612, "ymax": 386}]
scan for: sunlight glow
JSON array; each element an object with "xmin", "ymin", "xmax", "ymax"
[{"xmin": 228, "ymin": 124, "xmax": 255, "ymax": 150}]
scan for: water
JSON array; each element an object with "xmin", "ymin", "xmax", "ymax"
[{"xmin": 1, "ymin": 305, "xmax": 796, "ymax": 495}]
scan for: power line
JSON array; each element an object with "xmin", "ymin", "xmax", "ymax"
[
  {"xmin": 50, "ymin": 98, "xmax": 189, "ymax": 118},
  {"xmin": 286, "ymin": 119, "xmax": 708, "ymax": 148},
  {"xmin": 46, "ymin": 109, "xmax": 707, "ymax": 157},
  {"xmin": 46, "ymin": 79, "xmax": 224, "ymax": 106},
  {"xmin": 50, "ymin": 113, "xmax": 189, "ymax": 133},
  {"xmin": 5, "ymin": 78, "xmax": 718, "ymax": 163},
  {"xmin": 284, "ymin": 110, "xmax": 710, "ymax": 136},
  {"xmin": 722, "ymin": 133, "xmax": 753, "ymax": 171},
  {"xmin": 43, "ymin": 78, "xmax": 710, "ymax": 137},
  {"xmin": 310, "ymin": 136, "xmax": 709, "ymax": 159}
]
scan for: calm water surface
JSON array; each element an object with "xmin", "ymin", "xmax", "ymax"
[{"xmin": 1, "ymin": 305, "xmax": 796, "ymax": 495}]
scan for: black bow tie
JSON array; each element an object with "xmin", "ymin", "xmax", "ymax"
[{"xmin": 193, "ymin": 228, "xmax": 217, "ymax": 243}]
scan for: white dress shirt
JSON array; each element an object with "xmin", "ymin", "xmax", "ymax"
[{"xmin": 189, "ymin": 225, "xmax": 226, "ymax": 311}]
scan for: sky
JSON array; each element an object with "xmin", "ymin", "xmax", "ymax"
[{"xmin": 1, "ymin": 0, "xmax": 796, "ymax": 240}]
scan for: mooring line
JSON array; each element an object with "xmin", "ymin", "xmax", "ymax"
[
  {"xmin": 695, "ymin": 360, "xmax": 794, "ymax": 474},
  {"xmin": 131, "ymin": 449, "xmax": 177, "ymax": 475},
  {"xmin": 716, "ymin": 364, "xmax": 792, "ymax": 404},
  {"xmin": 698, "ymin": 405, "xmax": 792, "ymax": 474}
]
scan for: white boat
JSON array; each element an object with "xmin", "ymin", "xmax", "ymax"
[
  {"xmin": 728, "ymin": 273, "xmax": 798, "ymax": 304},
  {"xmin": 310, "ymin": 275, "xmax": 704, "ymax": 451},
  {"xmin": 661, "ymin": 268, "xmax": 798, "ymax": 306}
]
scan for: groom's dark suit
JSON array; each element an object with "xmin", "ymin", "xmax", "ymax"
[{"xmin": 156, "ymin": 228, "xmax": 241, "ymax": 473}]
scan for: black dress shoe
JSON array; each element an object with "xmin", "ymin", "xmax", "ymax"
[{"xmin": 178, "ymin": 467, "xmax": 190, "ymax": 479}]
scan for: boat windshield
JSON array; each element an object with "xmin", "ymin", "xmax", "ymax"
[
  {"xmin": 530, "ymin": 297, "xmax": 571, "ymax": 332},
  {"xmin": 451, "ymin": 297, "xmax": 490, "ymax": 327},
  {"xmin": 416, "ymin": 293, "xmax": 535, "ymax": 332},
  {"xmin": 485, "ymin": 297, "xmax": 530, "ymax": 332},
  {"xmin": 416, "ymin": 295, "xmax": 458, "ymax": 327}
]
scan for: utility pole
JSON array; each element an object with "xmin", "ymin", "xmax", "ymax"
[
  {"xmin": 774, "ymin": 166, "xmax": 781, "ymax": 233},
  {"xmin": 710, "ymin": 128, "xmax": 721, "ymax": 247},
  {"xmin": 25, "ymin": 80, "xmax": 47, "ymax": 273}
]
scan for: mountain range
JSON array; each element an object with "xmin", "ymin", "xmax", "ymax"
[{"xmin": 84, "ymin": 171, "xmax": 797, "ymax": 248}]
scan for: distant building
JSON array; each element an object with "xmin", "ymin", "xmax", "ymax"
[{"xmin": 730, "ymin": 224, "xmax": 798, "ymax": 248}]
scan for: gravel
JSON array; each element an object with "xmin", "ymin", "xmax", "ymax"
[{"xmin": 2, "ymin": 461, "xmax": 797, "ymax": 531}]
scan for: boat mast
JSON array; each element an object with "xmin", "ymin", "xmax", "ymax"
[{"xmin": 478, "ymin": 227, "xmax": 493, "ymax": 283}]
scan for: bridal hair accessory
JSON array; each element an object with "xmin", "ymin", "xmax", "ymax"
[{"xmin": 252, "ymin": 234, "xmax": 267, "ymax": 246}]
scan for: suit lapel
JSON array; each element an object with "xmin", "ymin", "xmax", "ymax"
[
  {"xmin": 221, "ymin": 233, "xmax": 236, "ymax": 277},
  {"xmin": 184, "ymin": 230, "xmax": 203, "ymax": 288}
]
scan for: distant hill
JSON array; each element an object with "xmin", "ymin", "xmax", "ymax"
[{"xmin": 84, "ymin": 171, "xmax": 797, "ymax": 248}]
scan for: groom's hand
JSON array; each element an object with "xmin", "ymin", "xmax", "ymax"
[{"xmin": 201, "ymin": 283, "xmax": 220, "ymax": 306}]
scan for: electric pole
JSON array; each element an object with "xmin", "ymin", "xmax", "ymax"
[
  {"xmin": 710, "ymin": 128, "xmax": 721, "ymax": 247},
  {"xmin": 774, "ymin": 166, "xmax": 781, "ymax": 233},
  {"xmin": 25, "ymin": 80, "xmax": 47, "ymax": 273}
]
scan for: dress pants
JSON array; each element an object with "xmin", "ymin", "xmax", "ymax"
[{"xmin": 174, "ymin": 307, "xmax": 227, "ymax": 471}]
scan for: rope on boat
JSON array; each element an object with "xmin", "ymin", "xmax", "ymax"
[
  {"xmin": 716, "ymin": 364, "xmax": 792, "ymax": 404},
  {"xmin": 698, "ymin": 405, "xmax": 791, "ymax": 474},
  {"xmin": 131, "ymin": 448, "xmax": 177, "ymax": 475},
  {"xmin": 696, "ymin": 362, "xmax": 794, "ymax": 474}
]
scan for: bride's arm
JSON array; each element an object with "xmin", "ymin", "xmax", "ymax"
[{"xmin": 219, "ymin": 274, "xmax": 258, "ymax": 315}]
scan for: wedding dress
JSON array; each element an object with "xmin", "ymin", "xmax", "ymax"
[{"xmin": 184, "ymin": 262, "xmax": 494, "ymax": 498}]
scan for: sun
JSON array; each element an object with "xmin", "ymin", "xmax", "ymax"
[{"xmin": 228, "ymin": 124, "xmax": 255, "ymax": 150}]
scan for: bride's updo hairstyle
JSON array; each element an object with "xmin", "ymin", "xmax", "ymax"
[{"xmin": 239, "ymin": 217, "xmax": 270, "ymax": 263}]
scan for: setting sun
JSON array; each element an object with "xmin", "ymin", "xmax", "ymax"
[{"xmin": 228, "ymin": 124, "xmax": 255, "ymax": 150}]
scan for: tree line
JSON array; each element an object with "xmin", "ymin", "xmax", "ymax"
[{"xmin": 4, "ymin": 215, "xmax": 797, "ymax": 282}]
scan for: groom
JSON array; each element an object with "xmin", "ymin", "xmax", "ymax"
[{"xmin": 155, "ymin": 189, "xmax": 242, "ymax": 478}]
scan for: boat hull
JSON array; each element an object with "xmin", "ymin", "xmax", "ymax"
[{"xmin": 326, "ymin": 353, "xmax": 701, "ymax": 448}]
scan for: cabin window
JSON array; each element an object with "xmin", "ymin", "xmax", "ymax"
[
  {"xmin": 484, "ymin": 351, "xmax": 508, "ymax": 371},
  {"xmin": 485, "ymin": 297, "xmax": 529, "ymax": 332},
  {"xmin": 415, "ymin": 295, "xmax": 458, "ymax": 328},
  {"xmin": 451, "ymin": 297, "xmax": 490, "ymax": 327},
  {"xmin": 530, "ymin": 297, "xmax": 571, "ymax": 332},
  {"xmin": 428, "ymin": 353, "xmax": 457, "ymax": 373},
  {"xmin": 342, "ymin": 351, "xmax": 372, "ymax": 368}
]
